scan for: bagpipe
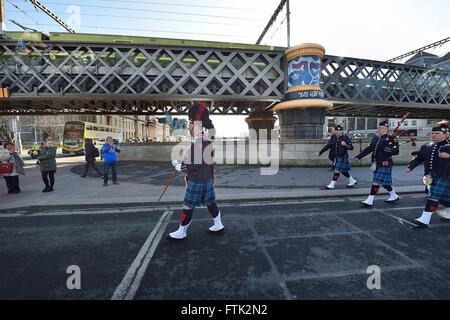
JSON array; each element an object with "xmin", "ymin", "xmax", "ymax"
[{"xmin": 387, "ymin": 113, "xmax": 417, "ymax": 147}]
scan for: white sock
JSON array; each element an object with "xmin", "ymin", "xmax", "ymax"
[
  {"xmin": 210, "ymin": 212, "xmax": 224, "ymax": 232},
  {"xmin": 364, "ymin": 195, "xmax": 375, "ymax": 205},
  {"xmin": 388, "ymin": 190, "xmax": 398, "ymax": 199},
  {"xmin": 169, "ymin": 223, "xmax": 190, "ymax": 239},
  {"xmin": 387, "ymin": 190, "xmax": 398, "ymax": 201},
  {"xmin": 444, "ymin": 208, "xmax": 450, "ymax": 219},
  {"xmin": 416, "ymin": 211, "xmax": 432, "ymax": 225}
]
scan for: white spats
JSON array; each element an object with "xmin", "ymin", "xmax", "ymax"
[
  {"xmin": 209, "ymin": 212, "xmax": 224, "ymax": 232},
  {"xmin": 326, "ymin": 181, "xmax": 336, "ymax": 190},
  {"xmin": 385, "ymin": 191, "xmax": 400, "ymax": 202},
  {"xmin": 347, "ymin": 177, "xmax": 358, "ymax": 187},
  {"xmin": 439, "ymin": 208, "xmax": 450, "ymax": 220},
  {"xmin": 416, "ymin": 211, "xmax": 432, "ymax": 226},
  {"xmin": 168, "ymin": 223, "xmax": 191, "ymax": 240},
  {"xmin": 362, "ymin": 195, "xmax": 375, "ymax": 206}
]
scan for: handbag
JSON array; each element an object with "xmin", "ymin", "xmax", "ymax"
[{"xmin": 0, "ymin": 162, "xmax": 13, "ymax": 174}]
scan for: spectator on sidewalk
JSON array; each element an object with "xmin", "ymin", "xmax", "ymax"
[
  {"xmin": 37, "ymin": 138, "xmax": 57, "ymax": 193},
  {"xmin": 101, "ymin": 136, "xmax": 121, "ymax": 186},
  {"xmin": 80, "ymin": 138, "xmax": 103, "ymax": 179},
  {"xmin": 0, "ymin": 142, "xmax": 25, "ymax": 194}
]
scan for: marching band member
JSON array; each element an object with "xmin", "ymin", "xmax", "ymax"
[
  {"xmin": 321, "ymin": 125, "xmax": 358, "ymax": 190},
  {"xmin": 355, "ymin": 121, "xmax": 400, "ymax": 207},
  {"xmin": 167, "ymin": 103, "xmax": 224, "ymax": 240},
  {"xmin": 408, "ymin": 123, "xmax": 450, "ymax": 228}
]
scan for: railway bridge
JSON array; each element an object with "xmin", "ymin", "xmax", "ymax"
[{"xmin": 0, "ymin": 32, "xmax": 449, "ymax": 138}]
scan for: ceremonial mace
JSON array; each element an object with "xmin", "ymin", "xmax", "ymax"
[{"xmin": 151, "ymin": 144, "xmax": 190, "ymax": 212}]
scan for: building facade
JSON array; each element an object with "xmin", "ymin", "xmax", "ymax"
[{"xmin": 18, "ymin": 115, "xmax": 174, "ymax": 145}]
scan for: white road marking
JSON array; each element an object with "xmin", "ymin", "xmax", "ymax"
[
  {"xmin": 375, "ymin": 210, "xmax": 418, "ymax": 227},
  {"xmin": 111, "ymin": 210, "xmax": 174, "ymax": 300},
  {"xmin": 0, "ymin": 203, "xmax": 425, "ymax": 219},
  {"xmin": 281, "ymin": 264, "xmax": 421, "ymax": 282},
  {"xmin": 233, "ymin": 199, "xmax": 345, "ymax": 207},
  {"xmin": 0, "ymin": 214, "xmax": 23, "ymax": 218}
]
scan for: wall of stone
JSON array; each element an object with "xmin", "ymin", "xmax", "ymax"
[
  {"xmin": 118, "ymin": 138, "xmax": 426, "ymax": 167},
  {"xmin": 279, "ymin": 138, "xmax": 424, "ymax": 166}
]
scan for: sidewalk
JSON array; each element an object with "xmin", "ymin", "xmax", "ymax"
[{"xmin": 0, "ymin": 157, "xmax": 426, "ymax": 212}]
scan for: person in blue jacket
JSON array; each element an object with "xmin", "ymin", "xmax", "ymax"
[{"xmin": 101, "ymin": 136, "xmax": 121, "ymax": 186}]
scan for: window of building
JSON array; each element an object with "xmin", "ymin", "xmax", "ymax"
[
  {"xmin": 348, "ymin": 118, "xmax": 356, "ymax": 130},
  {"xmin": 367, "ymin": 118, "xmax": 378, "ymax": 129},
  {"xmin": 357, "ymin": 118, "xmax": 366, "ymax": 130}
]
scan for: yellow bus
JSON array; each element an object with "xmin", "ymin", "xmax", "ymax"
[{"xmin": 62, "ymin": 121, "xmax": 122, "ymax": 154}]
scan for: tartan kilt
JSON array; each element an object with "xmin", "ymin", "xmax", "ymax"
[
  {"xmin": 429, "ymin": 177, "xmax": 450, "ymax": 203},
  {"xmin": 373, "ymin": 166, "xmax": 393, "ymax": 185},
  {"xmin": 183, "ymin": 179, "xmax": 215, "ymax": 208},
  {"xmin": 335, "ymin": 157, "xmax": 351, "ymax": 172}
]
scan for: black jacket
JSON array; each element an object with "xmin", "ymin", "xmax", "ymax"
[
  {"xmin": 408, "ymin": 140, "xmax": 448, "ymax": 177},
  {"xmin": 319, "ymin": 134, "xmax": 353, "ymax": 159},
  {"xmin": 85, "ymin": 142, "xmax": 98, "ymax": 162},
  {"xmin": 438, "ymin": 144, "xmax": 450, "ymax": 180},
  {"xmin": 181, "ymin": 136, "xmax": 214, "ymax": 183},
  {"xmin": 355, "ymin": 134, "xmax": 399, "ymax": 167},
  {"xmin": 319, "ymin": 134, "xmax": 337, "ymax": 161}
]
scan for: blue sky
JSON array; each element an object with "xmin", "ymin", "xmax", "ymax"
[{"xmin": 3, "ymin": 0, "xmax": 450, "ymax": 136}]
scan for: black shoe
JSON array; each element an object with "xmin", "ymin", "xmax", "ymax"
[
  {"xmin": 49, "ymin": 187, "xmax": 54, "ymax": 192},
  {"xmin": 103, "ymin": 183, "xmax": 108, "ymax": 187},
  {"xmin": 411, "ymin": 220, "xmax": 429, "ymax": 229},
  {"xmin": 42, "ymin": 187, "xmax": 51, "ymax": 193},
  {"xmin": 361, "ymin": 202, "xmax": 373, "ymax": 208},
  {"xmin": 206, "ymin": 228, "xmax": 225, "ymax": 235},
  {"xmin": 80, "ymin": 175, "xmax": 86, "ymax": 178},
  {"xmin": 166, "ymin": 235, "xmax": 186, "ymax": 241},
  {"xmin": 440, "ymin": 217, "xmax": 450, "ymax": 223}
]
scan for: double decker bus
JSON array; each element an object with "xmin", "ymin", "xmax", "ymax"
[{"xmin": 62, "ymin": 121, "xmax": 122, "ymax": 155}]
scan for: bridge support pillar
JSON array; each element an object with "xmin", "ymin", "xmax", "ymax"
[
  {"xmin": 245, "ymin": 111, "xmax": 277, "ymax": 140},
  {"xmin": 273, "ymin": 43, "xmax": 332, "ymax": 139}
]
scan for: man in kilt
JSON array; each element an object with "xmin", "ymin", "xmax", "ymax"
[
  {"xmin": 321, "ymin": 125, "xmax": 358, "ymax": 190},
  {"xmin": 407, "ymin": 123, "xmax": 450, "ymax": 228},
  {"xmin": 318, "ymin": 128, "xmax": 337, "ymax": 171},
  {"xmin": 167, "ymin": 102, "xmax": 224, "ymax": 240},
  {"xmin": 355, "ymin": 120, "xmax": 400, "ymax": 207}
]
